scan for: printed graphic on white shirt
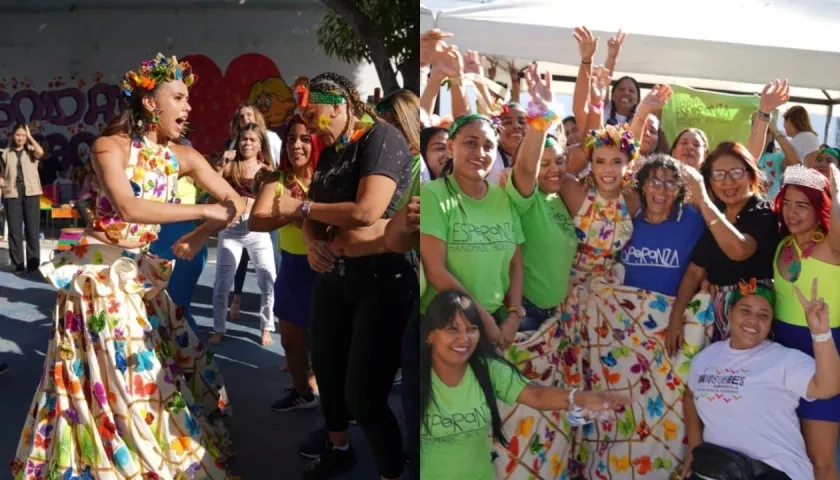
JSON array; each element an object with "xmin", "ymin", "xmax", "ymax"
[{"xmin": 694, "ymin": 366, "xmax": 748, "ymax": 403}]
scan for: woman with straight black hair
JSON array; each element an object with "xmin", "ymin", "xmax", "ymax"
[{"xmin": 420, "ymin": 289, "xmax": 630, "ymax": 480}]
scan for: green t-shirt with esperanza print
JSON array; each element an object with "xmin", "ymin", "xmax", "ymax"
[
  {"xmin": 504, "ymin": 172, "xmax": 578, "ymax": 309},
  {"xmin": 420, "ymin": 177, "xmax": 525, "ymax": 314}
]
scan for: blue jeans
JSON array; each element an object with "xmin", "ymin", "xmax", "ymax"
[
  {"xmin": 149, "ymin": 220, "xmax": 208, "ymax": 331},
  {"xmin": 518, "ymin": 296, "xmax": 556, "ymax": 332}
]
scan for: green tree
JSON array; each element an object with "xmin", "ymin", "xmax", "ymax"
[{"xmin": 318, "ymin": 0, "xmax": 419, "ymax": 96}]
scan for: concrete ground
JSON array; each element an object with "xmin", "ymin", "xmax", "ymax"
[{"xmin": 0, "ymin": 250, "xmax": 401, "ymax": 479}]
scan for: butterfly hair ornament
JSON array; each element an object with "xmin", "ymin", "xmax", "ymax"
[{"xmin": 731, "ymin": 278, "xmax": 776, "ymax": 308}]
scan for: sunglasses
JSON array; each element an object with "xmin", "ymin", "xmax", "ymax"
[
  {"xmin": 647, "ymin": 177, "xmax": 679, "ymax": 191},
  {"xmin": 711, "ymin": 167, "xmax": 746, "ymax": 182}
]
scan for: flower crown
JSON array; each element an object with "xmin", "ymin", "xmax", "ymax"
[
  {"xmin": 782, "ymin": 164, "xmax": 828, "ymax": 192},
  {"xmin": 293, "ymin": 76, "xmax": 346, "ymax": 108},
  {"xmin": 120, "ymin": 53, "xmax": 196, "ymax": 97},
  {"xmin": 583, "ymin": 124, "xmax": 639, "ymax": 161}
]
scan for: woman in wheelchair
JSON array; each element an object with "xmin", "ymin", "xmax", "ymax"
[{"xmin": 682, "ymin": 278, "xmax": 840, "ymax": 479}]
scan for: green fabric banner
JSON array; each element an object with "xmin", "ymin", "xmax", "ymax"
[{"xmin": 661, "ymin": 84, "xmax": 760, "ymax": 150}]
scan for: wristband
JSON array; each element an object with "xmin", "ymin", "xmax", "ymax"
[
  {"xmin": 300, "ymin": 200, "xmax": 313, "ymax": 219},
  {"xmin": 566, "ymin": 388, "xmax": 592, "ymax": 426},
  {"xmin": 525, "ymin": 100, "xmax": 561, "ymax": 131},
  {"xmin": 812, "ymin": 332, "xmax": 832, "ymax": 343},
  {"xmin": 580, "ymin": 60, "xmax": 592, "ymax": 65},
  {"xmin": 756, "ymin": 110, "xmax": 771, "ymax": 120},
  {"xmin": 591, "ymin": 101, "xmax": 604, "ymax": 114}
]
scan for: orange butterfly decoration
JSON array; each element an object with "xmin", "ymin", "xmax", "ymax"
[
  {"xmin": 738, "ymin": 278, "xmax": 758, "ymax": 296},
  {"xmin": 133, "ymin": 374, "xmax": 158, "ymax": 397}
]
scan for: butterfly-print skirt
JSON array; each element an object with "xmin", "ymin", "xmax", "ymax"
[{"xmin": 11, "ymin": 236, "xmax": 236, "ymax": 480}]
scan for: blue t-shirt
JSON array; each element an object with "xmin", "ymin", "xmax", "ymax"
[{"xmin": 621, "ymin": 206, "xmax": 705, "ymax": 296}]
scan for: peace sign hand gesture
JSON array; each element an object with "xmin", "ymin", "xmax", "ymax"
[
  {"xmin": 607, "ymin": 29, "xmax": 626, "ymax": 58},
  {"xmin": 759, "ymin": 79, "xmax": 790, "ymax": 115},
  {"xmin": 573, "ymin": 26, "xmax": 599, "ymax": 63},
  {"xmin": 794, "ymin": 278, "xmax": 830, "ymax": 336}
]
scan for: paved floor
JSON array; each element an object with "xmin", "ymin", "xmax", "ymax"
[{"xmin": 0, "ymin": 260, "xmax": 400, "ymax": 479}]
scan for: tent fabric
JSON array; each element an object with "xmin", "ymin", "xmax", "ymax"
[
  {"xmin": 420, "ymin": 4, "xmax": 434, "ymax": 34},
  {"xmin": 433, "ymin": 0, "xmax": 840, "ymax": 91}
]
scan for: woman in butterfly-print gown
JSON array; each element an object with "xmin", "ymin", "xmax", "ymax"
[
  {"xmin": 570, "ymin": 155, "xmax": 714, "ymax": 479},
  {"xmin": 10, "ymin": 54, "xmax": 244, "ymax": 480},
  {"xmin": 491, "ymin": 63, "xmax": 644, "ymax": 479}
]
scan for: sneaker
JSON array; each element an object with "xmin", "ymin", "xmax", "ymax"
[
  {"xmin": 299, "ymin": 426, "xmax": 329, "ymax": 459},
  {"xmin": 302, "ymin": 444, "xmax": 357, "ymax": 480},
  {"xmin": 0, "ymin": 362, "xmax": 7, "ymax": 375},
  {"xmin": 270, "ymin": 390, "xmax": 319, "ymax": 412}
]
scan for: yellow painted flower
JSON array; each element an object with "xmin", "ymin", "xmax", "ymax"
[
  {"xmin": 317, "ymin": 114, "xmax": 331, "ymax": 131},
  {"xmin": 132, "ymin": 167, "xmax": 145, "ymax": 182}
]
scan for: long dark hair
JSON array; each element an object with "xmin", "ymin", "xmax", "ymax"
[
  {"xmin": 606, "ymin": 76, "xmax": 640, "ymax": 126},
  {"xmin": 7, "ymin": 123, "xmax": 27, "ymax": 150},
  {"xmin": 635, "ymin": 153, "xmax": 688, "ymax": 219},
  {"xmin": 420, "ymin": 290, "xmax": 524, "ymax": 446},
  {"xmin": 102, "ymin": 87, "xmax": 159, "ymax": 138},
  {"xmin": 421, "ymin": 127, "xmax": 447, "ymax": 180}
]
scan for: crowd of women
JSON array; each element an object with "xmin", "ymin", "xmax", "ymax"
[
  {"xmin": 8, "ymin": 50, "xmax": 424, "ymax": 480},
  {"xmin": 417, "ymin": 27, "xmax": 840, "ymax": 480}
]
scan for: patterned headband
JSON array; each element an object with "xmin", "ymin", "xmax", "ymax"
[
  {"xmin": 583, "ymin": 124, "xmax": 640, "ymax": 161},
  {"xmin": 449, "ymin": 113, "xmax": 493, "ymax": 137},
  {"xmin": 731, "ymin": 278, "xmax": 776, "ymax": 309},
  {"xmin": 121, "ymin": 53, "xmax": 196, "ymax": 98},
  {"xmin": 782, "ymin": 164, "xmax": 828, "ymax": 192},
  {"xmin": 293, "ymin": 76, "xmax": 346, "ymax": 107}
]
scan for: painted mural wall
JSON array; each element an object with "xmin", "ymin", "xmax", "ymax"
[{"xmin": 0, "ymin": 6, "xmax": 380, "ymax": 170}]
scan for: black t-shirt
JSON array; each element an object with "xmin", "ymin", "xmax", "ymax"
[
  {"xmin": 691, "ymin": 195, "xmax": 780, "ymax": 286},
  {"xmin": 309, "ymin": 123, "xmax": 412, "ymax": 219}
]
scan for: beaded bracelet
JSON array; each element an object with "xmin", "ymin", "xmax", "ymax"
[
  {"xmin": 525, "ymin": 100, "xmax": 561, "ymax": 131},
  {"xmin": 755, "ymin": 110, "xmax": 771, "ymax": 120}
]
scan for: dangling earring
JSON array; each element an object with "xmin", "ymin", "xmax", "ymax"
[
  {"xmin": 149, "ymin": 108, "xmax": 161, "ymax": 131},
  {"xmin": 812, "ymin": 230, "xmax": 826, "ymax": 243}
]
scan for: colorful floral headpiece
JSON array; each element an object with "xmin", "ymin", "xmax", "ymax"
[
  {"xmin": 731, "ymin": 278, "xmax": 776, "ymax": 308},
  {"xmin": 583, "ymin": 124, "xmax": 639, "ymax": 161},
  {"xmin": 782, "ymin": 164, "xmax": 828, "ymax": 192},
  {"xmin": 449, "ymin": 113, "xmax": 493, "ymax": 137},
  {"xmin": 120, "ymin": 53, "xmax": 196, "ymax": 98},
  {"xmin": 293, "ymin": 76, "xmax": 346, "ymax": 107},
  {"xmin": 489, "ymin": 102, "xmax": 520, "ymax": 123}
]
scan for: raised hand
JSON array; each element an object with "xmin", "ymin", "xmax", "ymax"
[
  {"xmin": 759, "ymin": 79, "xmax": 790, "ymax": 114},
  {"xmin": 607, "ymin": 29, "xmax": 626, "ymax": 58},
  {"xmin": 523, "ymin": 63, "xmax": 554, "ymax": 104},
  {"xmin": 436, "ymin": 45, "xmax": 464, "ymax": 79},
  {"xmin": 679, "ymin": 162, "xmax": 707, "ymax": 202},
  {"xmin": 464, "ymin": 50, "xmax": 485, "ymax": 76},
  {"xmin": 420, "ymin": 29, "xmax": 454, "ymax": 66},
  {"xmin": 794, "ymin": 278, "xmax": 830, "ymax": 335},
  {"xmin": 639, "ymin": 84, "xmax": 673, "ymax": 113},
  {"xmin": 589, "ymin": 65, "xmax": 611, "ymax": 104},
  {"xmin": 573, "ymin": 26, "xmax": 599, "ymax": 62}
]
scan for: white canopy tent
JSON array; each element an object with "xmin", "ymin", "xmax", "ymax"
[
  {"xmin": 420, "ymin": 4, "xmax": 434, "ymax": 34},
  {"xmin": 432, "ymin": 0, "xmax": 840, "ymax": 96}
]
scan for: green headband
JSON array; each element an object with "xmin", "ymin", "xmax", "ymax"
[
  {"xmin": 309, "ymin": 91, "xmax": 346, "ymax": 105},
  {"xmin": 730, "ymin": 279, "xmax": 775, "ymax": 311},
  {"xmin": 545, "ymin": 137, "xmax": 558, "ymax": 148},
  {"xmin": 819, "ymin": 146, "xmax": 840, "ymax": 161},
  {"xmin": 449, "ymin": 113, "xmax": 493, "ymax": 137},
  {"xmin": 376, "ymin": 101, "xmax": 394, "ymax": 114}
]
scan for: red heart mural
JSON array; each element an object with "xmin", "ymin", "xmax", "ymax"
[{"xmin": 180, "ymin": 53, "xmax": 283, "ymax": 155}]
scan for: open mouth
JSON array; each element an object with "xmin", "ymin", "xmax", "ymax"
[
  {"xmin": 451, "ymin": 345, "xmax": 471, "ymax": 354},
  {"xmin": 741, "ymin": 325, "xmax": 759, "ymax": 335},
  {"xmin": 723, "ymin": 188, "xmax": 739, "ymax": 197},
  {"xmin": 652, "ymin": 195, "xmax": 666, "ymax": 205},
  {"xmin": 469, "ymin": 159, "xmax": 486, "ymax": 170},
  {"xmin": 600, "ymin": 176, "xmax": 617, "ymax": 185}
]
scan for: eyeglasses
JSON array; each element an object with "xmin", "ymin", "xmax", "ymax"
[
  {"xmin": 711, "ymin": 167, "xmax": 746, "ymax": 182},
  {"xmin": 647, "ymin": 177, "xmax": 679, "ymax": 191}
]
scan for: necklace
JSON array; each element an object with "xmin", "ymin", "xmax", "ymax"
[{"xmin": 781, "ymin": 231, "xmax": 825, "ymax": 282}]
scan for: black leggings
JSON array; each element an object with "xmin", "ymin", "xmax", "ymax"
[
  {"xmin": 233, "ymin": 250, "xmax": 249, "ymax": 295},
  {"xmin": 402, "ymin": 308, "xmax": 420, "ymax": 480},
  {"xmin": 310, "ymin": 253, "xmax": 418, "ymax": 479}
]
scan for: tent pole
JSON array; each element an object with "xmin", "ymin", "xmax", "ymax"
[{"xmin": 822, "ymin": 90, "xmax": 833, "ymax": 142}]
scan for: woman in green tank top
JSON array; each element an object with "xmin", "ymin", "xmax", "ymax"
[{"xmin": 771, "ymin": 163, "xmax": 840, "ymax": 478}]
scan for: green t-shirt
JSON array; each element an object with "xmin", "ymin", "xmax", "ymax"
[
  {"xmin": 505, "ymin": 173, "xmax": 578, "ymax": 309},
  {"xmin": 420, "ymin": 177, "xmax": 525, "ymax": 313},
  {"xmin": 421, "ymin": 360, "xmax": 529, "ymax": 480}
]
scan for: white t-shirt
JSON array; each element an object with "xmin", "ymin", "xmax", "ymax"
[
  {"xmin": 485, "ymin": 150, "xmax": 508, "ymax": 185},
  {"xmin": 789, "ymin": 131, "xmax": 820, "ymax": 159},
  {"xmin": 688, "ymin": 340, "xmax": 816, "ymax": 480}
]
